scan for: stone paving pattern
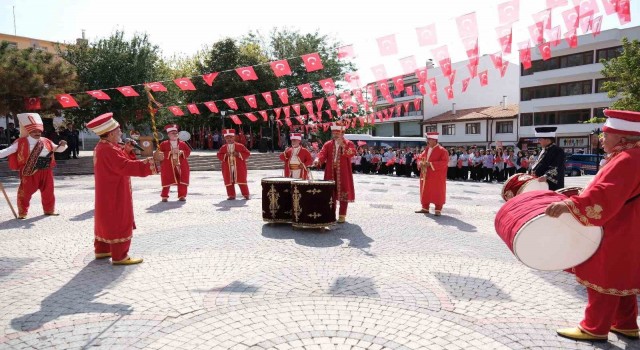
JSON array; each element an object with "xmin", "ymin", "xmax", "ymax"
[{"xmin": 0, "ymin": 170, "xmax": 638, "ymax": 349}]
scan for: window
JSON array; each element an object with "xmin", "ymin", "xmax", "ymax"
[
  {"xmin": 496, "ymin": 121, "xmax": 513, "ymax": 134},
  {"xmin": 521, "ymin": 50, "xmax": 594, "ymax": 76},
  {"xmin": 520, "ymin": 80, "xmax": 592, "ymax": 101},
  {"xmin": 442, "ymin": 124, "xmax": 455, "ymax": 135},
  {"xmin": 557, "ymin": 109, "xmax": 590, "ymax": 124},
  {"xmin": 465, "ymin": 122, "xmax": 480, "ymax": 134},
  {"xmin": 425, "ymin": 124, "xmax": 437, "ymax": 133},
  {"xmin": 534, "ymin": 112, "xmax": 557, "ymax": 125},
  {"xmin": 597, "ymin": 46, "xmax": 623, "ymax": 62},
  {"xmin": 2, "ymin": 41, "xmax": 18, "ymax": 49},
  {"xmin": 595, "ymin": 78, "xmax": 614, "ymax": 93},
  {"xmin": 593, "ymin": 107, "xmax": 607, "ymax": 118},
  {"xmin": 520, "ymin": 113, "xmax": 533, "ymax": 126},
  {"xmin": 559, "ymin": 80, "xmax": 592, "ymax": 96}
]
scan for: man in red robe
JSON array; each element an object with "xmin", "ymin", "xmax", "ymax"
[
  {"xmin": 159, "ymin": 124, "xmax": 191, "ymax": 202},
  {"xmin": 546, "ymin": 109, "xmax": 640, "ymax": 342},
  {"xmin": 313, "ymin": 121, "xmax": 355, "ymax": 223},
  {"xmin": 0, "ymin": 113, "xmax": 67, "ymax": 219},
  {"xmin": 217, "ymin": 129, "xmax": 251, "ymax": 200},
  {"xmin": 279, "ymin": 133, "xmax": 313, "ymax": 179},
  {"xmin": 415, "ymin": 132, "xmax": 448, "ymax": 216},
  {"xmin": 88, "ymin": 113, "xmax": 161, "ymax": 265}
]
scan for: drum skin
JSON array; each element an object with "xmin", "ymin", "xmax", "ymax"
[
  {"xmin": 556, "ymin": 187, "xmax": 583, "ymax": 197},
  {"xmin": 501, "ymin": 173, "xmax": 548, "ymax": 201},
  {"xmin": 261, "ymin": 177, "xmax": 295, "ymax": 223},
  {"xmin": 495, "ymin": 190, "xmax": 602, "ymax": 271},
  {"xmin": 291, "ymin": 180, "xmax": 336, "ymax": 228}
]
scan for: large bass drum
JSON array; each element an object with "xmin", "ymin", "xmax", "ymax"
[
  {"xmin": 501, "ymin": 173, "xmax": 548, "ymax": 201},
  {"xmin": 291, "ymin": 180, "xmax": 336, "ymax": 228},
  {"xmin": 261, "ymin": 177, "xmax": 295, "ymax": 223}
]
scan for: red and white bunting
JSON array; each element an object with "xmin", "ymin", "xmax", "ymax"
[
  {"xmin": 187, "ymin": 104, "xmax": 200, "ymax": 115},
  {"xmin": 202, "ymin": 72, "xmax": 219, "ymax": 86},
  {"xmin": 283, "ymin": 106, "xmax": 291, "ymax": 119},
  {"xmin": 244, "ymin": 113, "xmax": 258, "ymax": 122},
  {"xmin": 174, "ymin": 77, "xmax": 196, "ymax": 91},
  {"xmin": 319, "ymin": 78, "xmax": 336, "ymax": 94},
  {"xmin": 276, "ymin": 88, "xmax": 289, "ymax": 104},
  {"xmin": 56, "ymin": 94, "xmax": 79, "ymax": 108},
  {"xmin": 116, "ymin": 86, "xmax": 139, "ymax": 97},
  {"xmin": 416, "ymin": 23, "xmax": 438, "ymax": 46},
  {"xmin": 270, "ymin": 59, "xmax": 292, "ymax": 77},
  {"xmin": 292, "ymin": 104, "xmax": 301, "ymax": 116},
  {"xmin": 204, "ymin": 101, "xmax": 219, "ymax": 113},
  {"xmin": 376, "ymin": 34, "xmax": 399, "ymax": 56},
  {"xmin": 224, "ymin": 98, "xmax": 239, "ymax": 110},
  {"xmin": 146, "ymin": 82, "xmax": 167, "ymax": 92},
  {"xmin": 244, "ymin": 95, "xmax": 258, "ymax": 108},
  {"xmin": 298, "ymin": 84, "xmax": 313, "ymax": 99},
  {"xmin": 261, "ymin": 91, "xmax": 273, "ymax": 106},
  {"xmin": 235, "ymin": 66, "xmax": 258, "ymax": 81},
  {"xmin": 301, "ymin": 53, "xmax": 324, "ymax": 72},
  {"xmin": 86, "ymin": 90, "xmax": 110, "ymax": 100},
  {"xmin": 259, "ymin": 111, "xmax": 268, "ymax": 122},
  {"xmin": 169, "ymin": 106, "xmax": 184, "ymax": 116},
  {"xmin": 230, "ymin": 115, "xmax": 242, "ymax": 125}
]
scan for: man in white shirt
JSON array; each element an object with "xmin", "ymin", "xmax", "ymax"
[{"xmin": 0, "ymin": 113, "xmax": 67, "ymax": 219}]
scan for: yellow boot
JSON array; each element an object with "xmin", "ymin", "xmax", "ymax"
[
  {"xmin": 112, "ymin": 256, "xmax": 144, "ymax": 265},
  {"xmin": 337, "ymin": 215, "xmax": 346, "ymax": 223},
  {"xmin": 557, "ymin": 327, "xmax": 608, "ymax": 342},
  {"xmin": 611, "ymin": 327, "xmax": 640, "ymax": 340}
]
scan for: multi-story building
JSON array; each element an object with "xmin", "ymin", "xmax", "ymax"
[
  {"xmin": 0, "ymin": 33, "xmax": 63, "ymax": 52},
  {"xmin": 422, "ymin": 102, "xmax": 519, "ymax": 149},
  {"xmin": 518, "ymin": 26, "xmax": 640, "ymax": 154}
]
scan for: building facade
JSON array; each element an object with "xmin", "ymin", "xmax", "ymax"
[{"xmin": 518, "ymin": 26, "xmax": 640, "ymax": 154}]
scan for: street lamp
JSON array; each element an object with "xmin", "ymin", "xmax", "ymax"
[
  {"xmin": 591, "ymin": 127, "xmax": 602, "ymax": 172},
  {"xmin": 269, "ymin": 114, "xmax": 275, "ymax": 152}
]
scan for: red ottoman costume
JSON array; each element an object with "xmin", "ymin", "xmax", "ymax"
[
  {"xmin": 417, "ymin": 132, "xmax": 448, "ymax": 215},
  {"xmin": 217, "ymin": 129, "xmax": 251, "ymax": 199},
  {"xmin": 279, "ymin": 133, "xmax": 313, "ymax": 179},
  {"xmin": 0, "ymin": 113, "xmax": 67, "ymax": 218},
  {"xmin": 159, "ymin": 124, "xmax": 191, "ymax": 201},
  {"xmin": 88, "ymin": 113, "xmax": 159, "ymax": 264}
]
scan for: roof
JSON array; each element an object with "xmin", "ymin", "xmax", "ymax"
[{"xmin": 423, "ymin": 104, "xmax": 519, "ymax": 124}]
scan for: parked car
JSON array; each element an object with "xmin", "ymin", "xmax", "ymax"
[{"xmin": 565, "ymin": 154, "xmax": 600, "ymax": 176}]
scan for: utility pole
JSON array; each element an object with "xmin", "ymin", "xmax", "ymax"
[{"xmin": 13, "ymin": 6, "xmax": 17, "ymax": 35}]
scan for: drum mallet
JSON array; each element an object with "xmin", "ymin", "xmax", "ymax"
[{"xmin": 0, "ymin": 181, "xmax": 18, "ymax": 219}]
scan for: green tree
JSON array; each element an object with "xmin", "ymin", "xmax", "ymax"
[
  {"xmin": 0, "ymin": 41, "xmax": 77, "ymax": 123},
  {"xmin": 601, "ymin": 37, "xmax": 640, "ymax": 112},
  {"xmin": 60, "ymin": 31, "xmax": 167, "ymax": 130}
]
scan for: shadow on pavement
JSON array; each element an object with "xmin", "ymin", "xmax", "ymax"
[
  {"xmin": 432, "ymin": 214, "xmax": 477, "ymax": 232},
  {"xmin": 0, "ymin": 257, "xmax": 36, "ymax": 278},
  {"xmin": 11, "ymin": 260, "xmax": 133, "ymax": 332},
  {"xmin": 212, "ymin": 199, "xmax": 248, "ymax": 212},
  {"xmin": 0, "ymin": 215, "xmax": 46, "ymax": 230},
  {"xmin": 69, "ymin": 209, "xmax": 95, "ymax": 222},
  {"xmin": 434, "ymin": 272, "xmax": 512, "ymax": 301},
  {"xmin": 145, "ymin": 200, "xmax": 186, "ymax": 213},
  {"xmin": 261, "ymin": 222, "xmax": 374, "ymax": 256},
  {"xmin": 329, "ymin": 276, "xmax": 379, "ymax": 297}
]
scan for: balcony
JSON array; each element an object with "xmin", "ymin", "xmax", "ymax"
[
  {"xmin": 520, "ymin": 63, "xmax": 604, "ymax": 87},
  {"xmin": 519, "ymin": 93, "xmax": 614, "ymax": 113}
]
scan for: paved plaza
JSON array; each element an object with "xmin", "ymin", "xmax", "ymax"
[{"xmin": 0, "ymin": 170, "xmax": 638, "ymax": 350}]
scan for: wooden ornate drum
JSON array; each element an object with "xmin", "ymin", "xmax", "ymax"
[
  {"xmin": 261, "ymin": 177, "xmax": 295, "ymax": 223},
  {"xmin": 556, "ymin": 187, "xmax": 583, "ymax": 197},
  {"xmin": 494, "ymin": 190, "xmax": 602, "ymax": 271},
  {"xmin": 501, "ymin": 173, "xmax": 548, "ymax": 201},
  {"xmin": 291, "ymin": 180, "xmax": 336, "ymax": 228}
]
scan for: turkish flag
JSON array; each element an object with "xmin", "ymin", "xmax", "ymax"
[
  {"xmin": 416, "ymin": 23, "xmax": 437, "ymax": 46},
  {"xmin": 259, "ymin": 111, "xmax": 268, "ymax": 122},
  {"xmin": 244, "ymin": 95, "xmax": 258, "ymax": 108},
  {"xmin": 445, "ymin": 85, "xmax": 454, "ymax": 100},
  {"xmin": 370, "ymin": 64, "xmax": 388, "ymax": 80},
  {"xmin": 547, "ymin": 26, "xmax": 562, "ymax": 46},
  {"xmin": 496, "ymin": 25, "xmax": 512, "ymax": 54},
  {"xmin": 366, "ymin": 85, "xmax": 377, "ymax": 104},
  {"xmin": 399, "ymin": 56, "xmax": 417, "ymax": 75},
  {"xmin": 413, "ymin": 98, "xmax": 421, "ymax": 111},
  {"xmin": 270, "ymin": 60, "xmax": 292, "ymax": 77},
  {"xmin": 174, "ymin": 77, "xmax": 196, "ymax": 91},
  {"xmin": 500, "ymin": 61, "xmax": 510, "ymax": 78},
  {"xmin": 354, "ymin": 89, "xmax": 364, "ymax": 103},
  {"xmin": 417, "ymin": 83, "xmax": 427, "ymax": 96},
  {"xmin": 56, "ymin": 94, "xmax": 79, "ymax": 108},
  {"xmin": 384, "ymin": 95, "xmax": 394, "ymax": 104},
  {"xmin": 405, "ymin": 87, "xmax": 414, "ymax": 96},
  {"xmin": 168, "ymin": 106, "xmax": 184, "ymax": 116},
  {"xmin": 539, "ymin": 42, "xmax": 553, "ymax": 61},
  {"xmin": 376, "ymin": 34, "xmax": 399, "ymax": 56},
  {"xmin": 490, "ymin": 52, "xmax": 503, "ymax": 69},
  {"xmin": 202, "ymin": 72, "xmax": 219, "ymax": 86},
  {"xmin": 456, "ymin": 12, "xmax": 478, "ymax": 39},
  {"xmin": 579, "ymin": 11, "xmax": 595, "ymax": 34},
  {"xmin": 601, "ymin": 0, "xmax": 618, "ymax": 15},
  {"xmin": 244, "ymin": 113, "xmax": 258, "ymax": 122},
  {"xmin": 117, "ymin": 86, "xmax": 139, "ymax": 97},
  {"xmin": 529, "ymin": 22, "xmax": 545, "ymax": 45},
  {"xmin": 304, "ymin": 101, "xmax": 314, "ymax": 114},
  {"xmin": 429, "ymin": 92, "xmax": 439, "ymax": 105},
  {"xmin": 427, "ymin": 78, "xmax": 437, "ymax": 92},
  {"xmin": 591, "ymin": 15, "xmax": 603, "ymax": 36},
  {"xmin": 236, "ymin": 66, "xmax": 259, "ymax": 81},
  {"xmin": 274, "ymin": 107, "xmax": 282, "ymax": 119},
  {"xmin": 468, "ymin": 62, "xmax": 478, "ymax": 78},
  {"xmin": 318, "ymin": 78, "xmax": 336, "ymax": 94},
  {"xmin": 315, "ymin": 98, "xmax": 325, "ymax": 111},
  {"xmin": 230, "ymin": 115, "xmax": 242, "ymax": 125},
  {"xmin": 415, "ymin": 67, "xmax": 428, "ymax": 84},
  {"xmin": 204, "ymin": 101, "xmax": 219, "ymax": 113},
  {"xmin": 188, "ymin": 104, "xmax": 200, "ymax": 115},
  {"xmin": 439, "ymin": 58, "xmax": 452, "ymax": 77},
  {"xmin": 573, "ymin": 0, "xmax": 600, "ymax": 15},
  {"xmin": 86, "ymin": 90, "xmax": 111, "ymax": 100},
  {"xmin": 448, "ymin": 70, "xmax": 457, "ymax": 86},
  {"xmin": 284, "ymin": 118, "xmax": 292, "ymax": 127},
  {"xmin": 431, "ymin": 45, "xmax": 450, "ymax": 64},
  {"xmin": 392, "ymin": 76, "xmax": 405, "ymax": 94},
  {"xmin": 283, "ymin": 106, "xmax": 291, "ymax": 119},
  {"xmin": 519, "ymin": 47, "xmax": 532, "ymax": 69},
  {"xmin": 224, "ymin": 98, "xmax": 239, "ymax": 110},
  {"xmin": 463, "ymin": 37, "xmax": 479, "ymax": 58},
  {"xmin": 462, "ymin": 77, "xmax": 471, "ymax": 92},
  {"xmin": 547, "ymin": 0, "xmax": 568, "ymax": 8},
  {"xmin": 532, "ymin": 8, "xmax": 552, "ymax": 30},
  {"xmin": 498, "ymin": 0, "xmax": 520, "ymax": 24},
  {"xmin": 276, "ymin": 88, "xmax": 289, "ymax": 104},
  {"xmin": 338, "ymin": 45, "xmax": 356, "ymax": 59},
  {"xmin": 292, "ymin": 104, "xmax": 301, "ymax": 116},
  {"xmin": 562, "ymin": 6, "xmax": 581, "ymax": 31},
  {"xmin": 479, "ymin": 70, "xmax": 489, "ymax": 86},
  {"xmin": 296, "ymin": 84, "xmax": 313, "ymax": 99},
  {"xmin": 378, "ymin": 80, "xmax": 390, "ymax": 96},
  {"xmin": 301, "ymin": 53, "xmax": 324, "ymax": 72},
  {"xmin": 565, "ymin": 29, "xmax": 579, "ymax": 48},
  {"xmin": 262, "ymin": 91, "xmax": 273, "ymax": 106},
  {"xmin": 345, "ymin": 72, "xmax": 362, "ymax": 89},
  {"xmin": 616, "ymin": 0, "xmax": 630, "ymax": 25},
  {"xmin": 24, "ymin": 97, "xmax": 41, "ymax": 111},
  {"xmin": 327, "ymin": 95, "xmax": 338, "ymax": 110},
  {"xmin": 146, "ymin": 82, "xmax": 167, "ymax": 92}
]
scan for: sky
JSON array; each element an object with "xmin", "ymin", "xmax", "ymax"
[{"xmin": 1, "ymin": 0, "xmax": 639, "ymax": 84}]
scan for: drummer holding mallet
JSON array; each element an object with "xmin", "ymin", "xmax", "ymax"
[
  {"xmin": 158, "ymin": 124, "xmax": 191, "ymax": 202},
  {"xmin": 280, "ymin": 133, "xmax": 313, "ymax": 179},
  {"xmin": 546, "ymin": 109, "xmax": 640, "ymax": 342},
  {"xmin": 530, "ymin": 126, "xmax": 565, "ymax": 190}
]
